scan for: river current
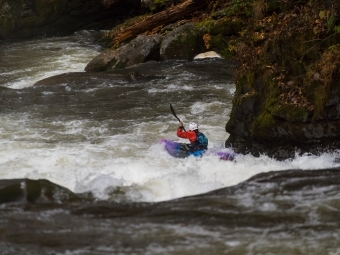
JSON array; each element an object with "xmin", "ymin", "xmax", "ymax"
[{"xmin": 0, "ymin": 31, "xmax": 340, "ymax": 254}]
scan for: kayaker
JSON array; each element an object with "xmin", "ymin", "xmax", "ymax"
[{"xmin": 177, "ymin": 121, "xmax": 208, "ymax": 152}]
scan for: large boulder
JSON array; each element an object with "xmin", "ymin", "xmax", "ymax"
[
  {"xmin": 225, "ymin": 0, "xmax": 340, "ymax": 159},
  {"xmin": 160, "ymin": 22, "xmax": 205, "ymax": 61},
  {"xmin": 85, "ymin": 34, "xmax": 163, "ymax": 71},
  {"xmin": 0, "ymin": 0, "xmax": 141, "ymax": 40}
]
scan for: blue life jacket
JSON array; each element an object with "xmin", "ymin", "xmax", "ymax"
[
  {"xmin": 196, "ymin": 132, "xmax": 208, "ymax": 150},
  {"xmin": 181, "ymin": 131, "xmax": 209, "ymax": 153}
]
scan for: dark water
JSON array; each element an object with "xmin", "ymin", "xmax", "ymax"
[
  {"xmin": 1, "ymin": 32, "xmax": 340, "ymax": 254},
  {"xmin": 1, "ymin": 169, "xmax": 340, "ymax": 254}
]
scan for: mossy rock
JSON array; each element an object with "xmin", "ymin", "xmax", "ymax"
[
  {"xmin": 270, "ymin": 105, "xmax": 311, "ymax": 123},
  {"xmin": 249, "ymin": 112, "xmax": 277, "ymax": 138},
  {"xmin": 160, "ymin": 22, "xmax": 205, "ymax": 61},
  {"xmin": 198, "ymin": 17, "xmax": 244, "ymax": 35},
  {"xmin": 196, "ymin": 17, "xmax": 245, "ymax": 58},
  {"xmin": 85, "ymin": 34, "xmax": 163, "ymax": 71}
]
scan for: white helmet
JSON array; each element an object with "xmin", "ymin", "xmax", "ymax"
[{"xmin": 188, "ymin": 122, "xmax": 198, "ymax": 131}]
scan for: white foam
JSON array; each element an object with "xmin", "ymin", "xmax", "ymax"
[
  {"xmin": 2, "ymin": 107, "xmax": 340, "ymax": 203},
  {"xmin": 1, "ymin": 34, "xmax": 100, "ymax": 89},
  {"xmin": 3, "ymin": 129, "xmax": 339, "ymax": 203}
]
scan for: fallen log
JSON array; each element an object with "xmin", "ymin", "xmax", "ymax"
[{"xmin": 114, "ymin": 0, "xmax": 211, "ymax": 44}]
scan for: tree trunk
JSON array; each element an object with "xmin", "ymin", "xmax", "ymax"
[{"xmin": 114, "ymin": 0, "xmax": 210, "ymax": 44}]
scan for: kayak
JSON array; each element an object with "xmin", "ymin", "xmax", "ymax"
[
  {"xmin": 162, "ymin": 139, "xmax": 204, "ymax": 158},
  {"xmin": 161, "ymin": 140, "xmax": 235, "ymax": 161}
]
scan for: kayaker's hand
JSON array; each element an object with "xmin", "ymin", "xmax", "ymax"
[{"xmin": 179, "ymin": 121, "xmax": 184, "ymax": 128}]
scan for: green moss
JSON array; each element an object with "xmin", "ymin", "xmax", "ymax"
[
  {"xmin": 302, "ymin": 44, "xmax": 340, "ymax": 120},
  {"xmin": 270, "ymin": 104, "xmax": 310, "ymax": 122},
  {"xmin": 170, "ymin": 28, "xmax": 202, "ymax": 50},
  {"xmin": 235, "ymin": 70, "xmax": 255, "ymax": 96},
  {"xmin": 334, "ymin": 26, "xmax": 340, "ymax": 33},
  {"xmin": 196, "ymin": 18, "xmax": 242, "ymax": 58},
  {"xmin": 312, "ymin": 86, "xmax": 327, "ymax": 119},
  {"xmin": 212, "ymin": 18, "xmax": 243, "ymax": 35},
  {"xmin": 161, "ymin": 24, "xmax": 204, "ymax": 60},
  {"xmin": 197, "ymin": 17, "xmax": 244, "ymax": 35},
  {"xmin": 250, "ymin": 112, "xmax": 276, "ymax": 137},
  {"xmin": 196, "ymin": 19, "xmax": 215, "ymax": 33},
  {"xmin": 147, "ymin": 0, "xmax": 168, "ymax": 12},
  {"xmin": 260, "ymin": 72, "xmax": 280, "ymax": 106},
  {"xmin": 209, "ymin": 34, "xmax": 235, "ymax": 59},
  {"xmin": 225, "ymin": 0, "xmax": 253, "ymax": 18}
]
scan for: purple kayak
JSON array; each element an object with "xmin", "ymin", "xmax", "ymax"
[{"xmin": 161, "ymin": 140, "xmax": 235, "ymax": 161}]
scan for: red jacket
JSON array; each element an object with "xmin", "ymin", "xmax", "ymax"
[{"xmin": 177, "ymin": 128, "xmax": 197, "ymax": 143}]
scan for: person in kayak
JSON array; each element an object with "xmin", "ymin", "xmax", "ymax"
[{"xmin": 177, "ymin": 121, "xmax": 208, "ymax": 152}]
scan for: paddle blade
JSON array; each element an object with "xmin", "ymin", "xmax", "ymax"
[
  {"xmin": 170, "ymin": 103, "xmax": 180, "ymax": 122},
  {"xmin": 170, "ymin": 103, "xmax": 186, "ymax": 131}
]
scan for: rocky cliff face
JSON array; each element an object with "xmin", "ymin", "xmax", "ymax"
[
  {"xmin": 0, "ymin": 0, "xmax": 141, "ymax": 39},
  {"xmin": 224, "ymin": 0, "xmax": 340, "ymax": 159}
]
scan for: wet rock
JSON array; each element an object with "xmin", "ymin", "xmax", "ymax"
[
  {"xmin": 160, "ymin": 22, "xmax": 206, "ymax": 61},
  {"xmin": 0, "ymin": 179, "xmax": 93, "ymax": 204},
  {"xmin": 85, "ymin": 34, "xmax": 163, "ymax": 71}
]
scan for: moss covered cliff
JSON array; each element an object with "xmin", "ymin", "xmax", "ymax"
[{"xmin": 219, "ymin": 0, "xmax": 340, "ymax": 158}]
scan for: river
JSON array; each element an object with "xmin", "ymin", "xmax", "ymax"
[{"xmin": 0, "ymin": 31, "xmax": 340, "ymax": 254}]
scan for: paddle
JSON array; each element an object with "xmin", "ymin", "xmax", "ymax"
[{"xmin": 170, "ymin": 103, "xmax": 186, "ymax": 131}]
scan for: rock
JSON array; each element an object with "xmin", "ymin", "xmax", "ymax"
[
  {"xmin": 85, "ymin": 34, "xmax": 163, "ymax": 72},
  {"xmin": 194, "ymin": 51, "xmax": 222, "ymax": 60},
  {"xmin": 223, "ymin": 1, "xmax": 340, "ymax": 160},
  {"xmin": 160, "ymin": 22, "xmax": 206, "ymax": 61}
]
